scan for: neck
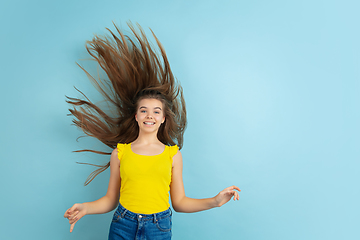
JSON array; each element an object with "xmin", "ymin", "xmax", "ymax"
[{"xmin": 134, "ymin": 131, "xmax": 161, "ymax": 145}]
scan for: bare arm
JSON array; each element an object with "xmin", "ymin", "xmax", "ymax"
[
  {"xmin": 64, "ymin": 148, "xmax": 121, "ymax": 232},
  {"xmin": 170, "ymin": 151, "xmax": 240, "ymax": 213}
]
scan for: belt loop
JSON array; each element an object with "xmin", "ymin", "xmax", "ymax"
[
  {"xmin": 121, "ymin": 209, "xmax": 128, "ymax": 218},
  {"xmin": 153, "ymin": 213, "xmax": 157, "ymax": 223}
]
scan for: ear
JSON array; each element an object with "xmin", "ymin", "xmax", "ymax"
[
  {"xmin": 162, "ymin": 116, "xmax": 165, "ymax": 124},
  {"xmin": 135, "ymin": 114, "xmax": 138, "ymax": 122}
]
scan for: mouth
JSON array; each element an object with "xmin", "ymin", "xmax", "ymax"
[{"xmin": 144, "ymin": 121, "xmax": 155, "ymax": 126}]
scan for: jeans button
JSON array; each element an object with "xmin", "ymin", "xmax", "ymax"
[{"xmin": 139, "ymin": 215, "xmax": 142, "ymax": 218}]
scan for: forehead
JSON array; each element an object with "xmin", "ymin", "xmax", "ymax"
[{"xmin": 137, "ymin": 98, "xmax": 163, "ymax": 109}]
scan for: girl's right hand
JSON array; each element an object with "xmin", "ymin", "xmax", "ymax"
[{"xmin": 64, "ymin": 203, "xmax": 87, "ymax": 232}]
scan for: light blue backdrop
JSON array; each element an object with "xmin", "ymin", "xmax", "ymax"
[{"xmin": 1, "ymin": 0, "xmax": 359, "ymax": 239}]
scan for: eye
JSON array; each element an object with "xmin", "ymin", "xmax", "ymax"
[
  {"xmin": 154, "ymin": 111, "xmax": 160, "ymax": 114},
  {"xmin": 141, "ymin": 110, "xmax": 146, "ymax": 113}
]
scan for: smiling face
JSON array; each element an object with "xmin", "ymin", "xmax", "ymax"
[{"xmin": 135, "ymin": 98, "xmax": 165, "ymax": 134}]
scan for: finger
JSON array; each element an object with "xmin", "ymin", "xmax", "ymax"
[
  {"xmin": 228, "ymin": 190, "xmax": 236, "ymax": 200},
  {"xmin": 64, "ymin": 209, "xmax": 70, "ymax": 218},
  {"xmin": 66, "ymin": 204, "xmax": 81, "ymax": 217},
  {"xmin": 69, "ymin": 211, "xmax": 85, "ymax": 224},
  {"xmin": 232, "ymin": 186, "xmax": 241, "ymax": 192},
  {"xmin": 225, "ymin": 186, "xmax": 237, "ymax": 192},
  {"xmin": 225, "ymin": 190, "xmax": 233, "ymax": 196},
  {"xmin": 233, "ymin": 192, "xmax": 239, "ymax": 200},
  {"xmin": 70, "ymin": 222, "xmax": 76, "ymax": 233},
  {"xmin": 69, "ymin": 216, "xmax": 79, "ymax": 224},
  {"xmin": 65, "ymin": 207, "xmax": 76, "ymax": 217},
  {"xmin": 65, "ymin": 211, "xmax": 75, "ymax": 219},
  {"xmin": 228, "ymin": 188, "xmax": 238, "ymax": 194},
  {"xmin": 69, "ymin": 211, "xmax": 79, "ymax": 220}
]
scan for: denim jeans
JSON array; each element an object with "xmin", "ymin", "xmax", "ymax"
[{"xmin": 108, "ymin": 204, "xmax": 172, "ymax": 240}]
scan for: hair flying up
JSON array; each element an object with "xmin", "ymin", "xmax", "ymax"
[{"xmin": 66, "ymin": 22, "xmax": 187, "ymax": 184}]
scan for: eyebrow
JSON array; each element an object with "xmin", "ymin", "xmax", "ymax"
[{"xmin": 139, "ymin": 106, "xmax": 162, "ymax": 110}]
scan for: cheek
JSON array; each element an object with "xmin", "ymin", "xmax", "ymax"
[
  {"xmin": 159, "ymin": 115, "xmax": 165, "ymax": 123},
  {"xmin": 154, "ymin": 115, "xmax": 163, "ymax": 123}
]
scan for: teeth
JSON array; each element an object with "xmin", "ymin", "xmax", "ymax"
[{"xmin": 144, "ymin": 122, "xmax": 155, "ymax": 125}]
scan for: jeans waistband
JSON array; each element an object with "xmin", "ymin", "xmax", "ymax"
[{"xmin": 116, "ymin": 204, "xmax": 172, "ymax": 222}]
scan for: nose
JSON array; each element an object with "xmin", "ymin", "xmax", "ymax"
[{"xmin": 146, "ymin": 112, "xmax": 153, "ymax": 119}]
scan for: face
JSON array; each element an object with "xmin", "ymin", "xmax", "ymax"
[{"xmin": 135, "ymin": 98, "xmax": 165, "ymax": 134}]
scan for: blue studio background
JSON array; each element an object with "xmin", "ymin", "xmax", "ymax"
[{"xmin": 1, "ymin": 0, "xmax": 359, "ymax": 239}]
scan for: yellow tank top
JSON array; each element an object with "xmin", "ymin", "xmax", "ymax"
[{"xmin": 117, "ymin": 143, "xmax": 178, "ymax": 214}]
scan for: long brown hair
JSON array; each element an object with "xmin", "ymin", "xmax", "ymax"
[{"xmin": 66, "ymin": 22, "xmax": 187, "ymax": 185}]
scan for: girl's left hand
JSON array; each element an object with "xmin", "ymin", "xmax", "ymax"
[{"xmin": 214, "ymin": 186, "xmax": 241, "ymax": 207}]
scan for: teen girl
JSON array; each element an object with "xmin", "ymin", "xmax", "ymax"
[{"xmin": 64, "ymin": 23, "xmax": 241, "ymax": 240}]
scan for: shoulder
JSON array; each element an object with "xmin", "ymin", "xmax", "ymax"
[
  {"xmin": 171, "ymin": 146, "xmax": 182, "ymax": 167},
  {"xmin": 110, "ymin": 143, "xmax": 126, "ymax": 165},
  {"xmin": 111, "ymin": 148, "xmax": 118, "ymax": 156},
  {"xmin": 110, "ymin": 148, "xmax": 120, "ymax": 169}
]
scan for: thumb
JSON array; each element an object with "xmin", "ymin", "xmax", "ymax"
[{"xmin": 70, "ymin": 222, "xmax": 76, "ymax": 233}]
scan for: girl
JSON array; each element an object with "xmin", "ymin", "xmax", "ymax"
[{"xmin": 64, "ymin": 23, "xmax": 240, "ymax": 240}]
